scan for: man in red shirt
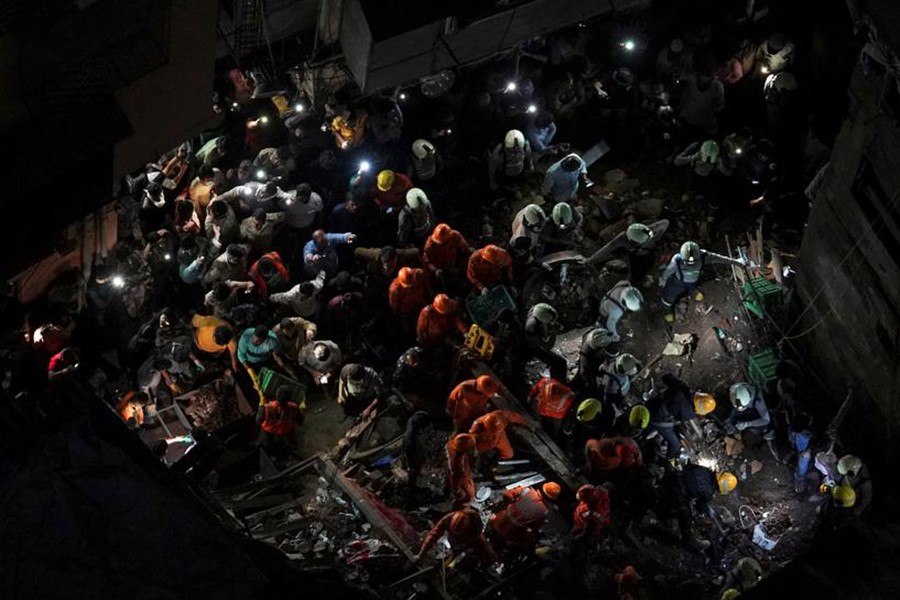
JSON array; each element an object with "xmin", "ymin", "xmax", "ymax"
[
  {"xmin": 256, "ymin": 388, "xmax": 304, "ymax": 451},
  {"xmin": 374, "ymin": 169, "xmax": 413, "ymax": 210}
]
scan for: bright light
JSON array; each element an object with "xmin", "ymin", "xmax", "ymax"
[
  {"xmin": 735, "ymin": 148, "xmax": 743, "ymax": 155},
  {"xmin": 505, "ymin": 81, "xmax": 517, "ymax": 92},
  {"xmin": 232, "ymin": 102, "xmax": 239, "ymax": 108},
  {"xmin": 527, "ymin": 104, "xmax": 538, "ymax": 114},
  {"xmin": 623, "ymin": 39, "xmax": 636, "ymax": 51},
  {"xmin": 164, "ymin": 253, "xmax": 172, "ymax": 261},
  {"xmin": 358, "ymin": 161, "xmax": 371, "ymax": 173},
  {"xmin": 760, "ymin": 65, "xmax": 770, "ymax": 75},
  {"xmin": 320, "ymin": 123, "xmax": 329, "ymax": 132},
  {"xmin": 33, "ymin": 328, "xmax": 44, "ymax": 344},
  {"xmin": 112, "ymin": 275, "xmax": 125, "ymax": 289},
  {"xmin": 341, "ymin": 140, "xmax": 349, "ymax": 149},
  {"xmin": 399, "ymin": 93, "xmax": 407, "ymax": 101},
  {"xmin": 446, "ymin": 128, "xmax": 452, "ymax": 135},
  {"xmin": 260, "ymin": 116, "xmax": 269, "ymax": 124},
  {"xmin": 697, "ymin": 456, "xmax": 718, "ymax": 470},
  {"xmin": 256, "ymin": 169, "xmax": 266, "ymax": 180},
  {"xmin": 294, "ymin": 103, "xmax": 305, "ymax": 112}
]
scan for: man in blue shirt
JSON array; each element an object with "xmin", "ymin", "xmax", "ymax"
[
  {"xmin": 302, "ymin": 229, "xmax": 356, "ymax": 278},
  {"xmin": 525, "ymin": 112, "xmax": 563, "ymax": 161},
  {"xmin": 237, "ymin": 325, "xmax": 280, "ymax": 370},
  {"xmin": 542, "ymin": 153, "xmax": 588, "ymax": 203}
]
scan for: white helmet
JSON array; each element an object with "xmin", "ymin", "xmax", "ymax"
[
  {"xmin": 406, "ymin": 188, "xmax": 429, "ymax": 210},
  {"xmin": 679, "ymin": 241, "xmax": 702, "ymax": 265},
  {"xmin": 614, "ymin": 353, "xmax": 639, "ymax": 376},
  {"xmin": 522, "ymin": 204, "xmax": 546, "ymax": 228},
  {"xmin": 586, "ymin": 327, "xmax": 614, "ymax": 350},
  {"xmin": 764, "ymin": 72, "xmax": 797, "ymax": 103},
  {"xmin": 530, "ymin": 302, "xmax": 558, "ymax": 324},
  {"xmin": 551, "ymin": 203, "xmax": 574, "ymax": 229},
  {"xmin": 625, "ymin": 223, "xmax": 653, "ymax": 245},
  {"xmin": 504, "ymin": 129, "xmax": 525, "ymax": 149},
  {"xmin": 729, "ymin": 382, "xmax": 756, "ymax": 411},
  {"xmin": 621, "ymin": 286, "xmax": 644, "ymax": 312},
  {"xmin": 837, "ymin": 454, "xmax": 863, "ymax": 477},
  {"xmin": 412, "ymin": 139, "xmax": 435, "ymax": 159}
]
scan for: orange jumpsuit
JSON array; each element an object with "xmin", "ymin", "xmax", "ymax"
[
  {"xmin": 259, "ymin": 401, "xmax": 302, "ymax": 436},
  {"xmin": 469, "ymin": 410, "xmax": 529, "ymax": 460},
  {"xmin": 489, "ymin": 486, "xmax": 549, "ymax": 550},
  {"xmin": 423, "ymin": 230, "xmax": 470, "ymax": 275},
  {"xmin": 585, "ymin": 437, "xmax": 643, "ymax": 478},
  {"xmin": 419, "ymin": 509, "xmax": 496, "ymax": 563},
  {"xmin": 446, "ymin": 380, "xmax": 491, "ymax": 432},
  {"xmin": 466, "ymin": 247, "xmax": 513, "ymax": 291},
  {"xmin": 388, "ymin": 269, "xmax": 430, "ymax": 316},
  {"xmin": 573, "ymin": 485, "xmax": 611, "ymax": 536},
  {"xmin": 446, "ymin": 435, "xmax": 477, "ymax": 505},
  {"xmin": 416, "ymin": 304, "xmax": 466, "ymax": 349},
  {"xmin": 528, "ymin": 377, "xmax": 576, "ymax": 420}
]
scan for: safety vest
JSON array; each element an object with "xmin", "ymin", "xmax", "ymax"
[
  {"xmin": 260, "ymin": 401, "xmax": 299, "ymax": 436},
  {"xmin": 674, "ymin": 255, "xmax": 704, "ymax": 283},
  {"xmin": 532, "ymin": 378, "xmax": 575, "ymax": 420},
  {"xmin": 503, "ymin": 487, "xmax": 548, "ymax": 528}
]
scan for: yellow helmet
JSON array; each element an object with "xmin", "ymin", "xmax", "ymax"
[
  {"xmin": 720, "ymin": 589, "xmax": 741, "ymax": 600},
  {"xmin": 377, "ymin": 169, "xmax": 395, "ymax": 191},
  {"xmin": 628, "ymin": 405, "xmax": 650, "ymax": 429},
  {"xmin": 693, "ymin": 392, "xmax": 716, "ymax": 416},
  {"xmin": 717, "ymin": 472, "xmax": 738, "ymax": 494},
  {"xmin": 832, "ymin": 484, "xmax": 856, "ymax": 508},
  {"xmin": 577, "ymin": 398, "xmax": 602, "ymax": 422}
]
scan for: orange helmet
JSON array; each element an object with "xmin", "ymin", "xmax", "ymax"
[
  {"xmin": 482, "ymin": 244, "xmax": 506, "ymax": 265},
  {"xmin": 475, "ymin": 375, "xmax": 499, "ymax": 395},
  {"xmin": 449, "ymin": 510, "xmax": 474, "ymax": 536},
  {"xmin": 432, "ymin": 223, "xmax": 452, "ymax": 244},
  {"xmin": 433, "ymin": 293, "xmax": 455, "ymax": 315},
  {"xmin": 483, "ymin": 411, "xmax": 504, "ymax": 430},
  {"xmin": 542, "ymin": 482, "xmax": 561, "ymax": 500},
  {"xmin": 452, "ymin": 433, "xmax": 476, "ymax": 451},
  {"xmin": 397, "ymin": 267, "xmax": 414, "ymax": 287}
]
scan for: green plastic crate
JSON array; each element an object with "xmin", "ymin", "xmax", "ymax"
[
  {"xmin": 742, "ymin": 277, "xmax": 783, "ymax": 318},
  {"xmin": 466, "ymin": 285, "xmax": 517, "ymax": 327},
  {"xmin": 259, "ymin": 367, "xmax": 307, "ymax": 405},
  {"xmin": 748, "ymin": 348, "xmax": 778, "ymax": 390}
]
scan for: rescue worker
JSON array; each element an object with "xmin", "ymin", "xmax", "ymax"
[
  {"xmin": 470, "ymin": 409, "xmax": 530, "ymax": 460},
  {"xmin": 355, "ymin": 245, "xmax": 421, "ymax": 305},
  {"xmin": 337, "ymin": 363, "xmax": 384, "ymax": 416},
  {"xmin": 397, "ymin": 188, "xmax": 435, "ymax": 247},
  {"xmin": 573, "ymin": 327, "xmax": 617, "ymax": 396},
  {"xmin": 836, "ymin": 454, "xmax": 873, "ymax": 516},
  {"xmin": 542, "ymin": 153, "xmax": 588, "ymax": 204},
  {"xmin": 541, "ymin": 202, "xmax": 584, "ymax": 252},
  {"xmin": 674, "ymin": 140, "xmax": 721, "ymax": 177},
  {"xmin": 725, "ymin": 382, "xmax": 779, "ymax": 460},
  {"xmin": 661, "ymin": 463, "xmax": 735, "ymax": 551},
  {"xmin": 647, "ymin": 373, "xmax": 705, "ymax": 460},
  {"xmin": 584, "ymin": 436, "xmax": 643, "ymax": 481},
  {"xmin": 524, "ymin": 302, "xmax": 568, "ymax": 381},
  {"xmin": 388, "ymin": 267, "xmax": 431, "ymax": 319},
  {"xmin": 489, "ymin": 482, "xmax": 559, "ymax": 551},
  {"xmin": 659, "ymin": 241, "xmax": 746, "ymax": 323},
  {"xmin": 528, "ymin": 376, "xmax": 576, "ymax": 439},
  {"xmin": 374, "ymin": 169, "xmax": 413, "ymax": 210},
  {"xmin": 247, "ymin": 251, "xmax": 290, "ymax": 299},
  {"xmin": 410, "ymin": 138, "xmax": 442, "ymax": 182},
  {"xmin": 601, "ymin": 353, "xmax": 640, "ymax": 406},
  {"xmin": 467, "ymin": 244, "xmax": 513, "ymax": 292},
  {"xmin": 446, "ymin": 433, "xmax": 478, "ymax": 506},
  {"xmin": 402, "ymin": 411, "xmax": 431, "ymax": 489},
  {"xmin": 417, "ymin": 508, "xmax": 496, "ymax": 564},
  {"xmin": 488, "ymin": 129, "xmax": 534, "ymax": 191},
  {"xmin": 256, "ymin": 387, "xmax": 303, "ymax": 451},
  {"xmin": 509, "ymin": 203, "xmax": 547, "ymax": 264},
  {"xmin": 598, "ymin": 280, "xmax": 644, "ymax": 350},
  {"xmin": 446, "ymin": 375, "xmax": 500, "ymax": 433},
  {"xmin": 572, "ymin": 484, "xmax": 611, "ymax": 538},
  {"xmin": 116, "ymin": 391, "xmax": 151, "ymax": 429},
  {"xmin": 755, "ymin": 32, "xmax": 795, "ymax": 75},
  {"xmin": 584, "ymin": 220, "xmax": 670, "ymax": 285},
  {"xmin": 416, "ymin": 293, "xmax": 467, "ymax": 350},
  {"xmin": 423, "ymin": 223, "xmax": 471, "ymax": 290}
]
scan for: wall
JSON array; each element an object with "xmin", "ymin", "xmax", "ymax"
[{"xmin": 794, "ymin": 64, "xmax": 900, "ymax": 502}]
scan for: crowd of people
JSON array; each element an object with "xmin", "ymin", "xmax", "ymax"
[{"xmin": 13, "ymin": 17, "xmax": 872, "ymax": 600}]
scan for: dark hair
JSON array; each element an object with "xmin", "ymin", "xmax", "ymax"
[
  {"xmin": 347, "ymin": 363, "xmax": 366, "ymax": 380},
  {"xmin": 296, "ymin": 183, "xmax": 312, "ymax": 198},
  {"xmin": 210, "ymin": 201, "xmax": 227, "ymax": 218},
  {"xmin": 253, "ymin": 207, "xmax": 267, "ymax": 221},
  {"xmin": 152, "ymin": 440, "xmax": 169, "ymax": 457},
  {"xmin": 562, "ymin": 156, "xmax": 581, "ymax": 172},
  {"xmin": 239, "ymin": 159, "xmax": 253, "ymax": 171},
  {"xmin": 258, "ymin": 258, "xmax": 276, "ymax": 277},
  {"xmin": 213, "ymin": 325, "xmax": 233, "ymax": 345},
  {"xmin": 134, "ymin": 391, "xmax": 151, "ymax": 404},
  {"xmin": 253, "ymin": 325, "xmax": 269, "ymax": 339},
  {"xmin": 226, "ymin": 244, "xmax": 246, "ymax": 258},
  {"xmin": 176, "ymin": 199, "xmax": 194, "ymax": 219},
  {"xmin": 197, "ymin": 165, "xmax": 215, "ymax": 180},
  {"xmin": 379, "ymin": 246, "xmax": 397, "ymax": 262},
  {"xmin": 276, "ymin": 387, "xmax": 292, "ymax": 403},
  {"xmin": 298, "ymin": 282, "xmax": 315, "ymax": 296},
  {"xmin": 213, "ymin": 282, "xmax": 230, "ymax": 300},
  {"xmin": 264, "ymin": 182, "xmax": 277, "ymax": 196},
  {"xmin": 153, "ymin": 357, "xmax": 173, "ymax": 370}
]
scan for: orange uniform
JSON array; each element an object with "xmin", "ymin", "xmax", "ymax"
[
  {"xmin": 248, "ymin": 251, "xmax": 290, "ymax": 299},
  {"xmin": 489, "ymin": 486, "xmax": 549, "ymax": 550},
  {"xmin": 116, "ymin": 392, "xmax": 145, "ymax": 428},
  {"xmin": 259, "ymin": 400, "xmax": 302, "ymax": 436},
  {"xmin": 416, "ymin": 303, "xmax": 466, "ymax": 349},
  {"xmin": 469, "ymin": 410, "xmax": 529, "ymax": 460},
  {"xmin": 573, "ymin": 485, "xmax": 611, "ymax": 536},
  {"xmin": 423, "ymin": 227, "xmax": 470, "ymax": 274},
  {"xmin": 585, "ymin": 437, "xmax": 643, "ymax": 478},
  {"xmin": 445, "ymin": 434, "xmax": 477, "ymax": 506},
  {"xmin": 419, "ymin": 508, "xmax": 496, "ymax": 563},
  {"xmin": 466, "ymin": 245, "xmax": 513, "ymax": 291},
  {"xmin": 528, "ymin": 377, "xmax": 576, "ymax": 420},
  {"xmin": 446, "ymin": 379, "xmax": 492, "ymax": 432},
  {"xmin": 388, "ymin": 267, "xmax": 430, "ymax": 316}
]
